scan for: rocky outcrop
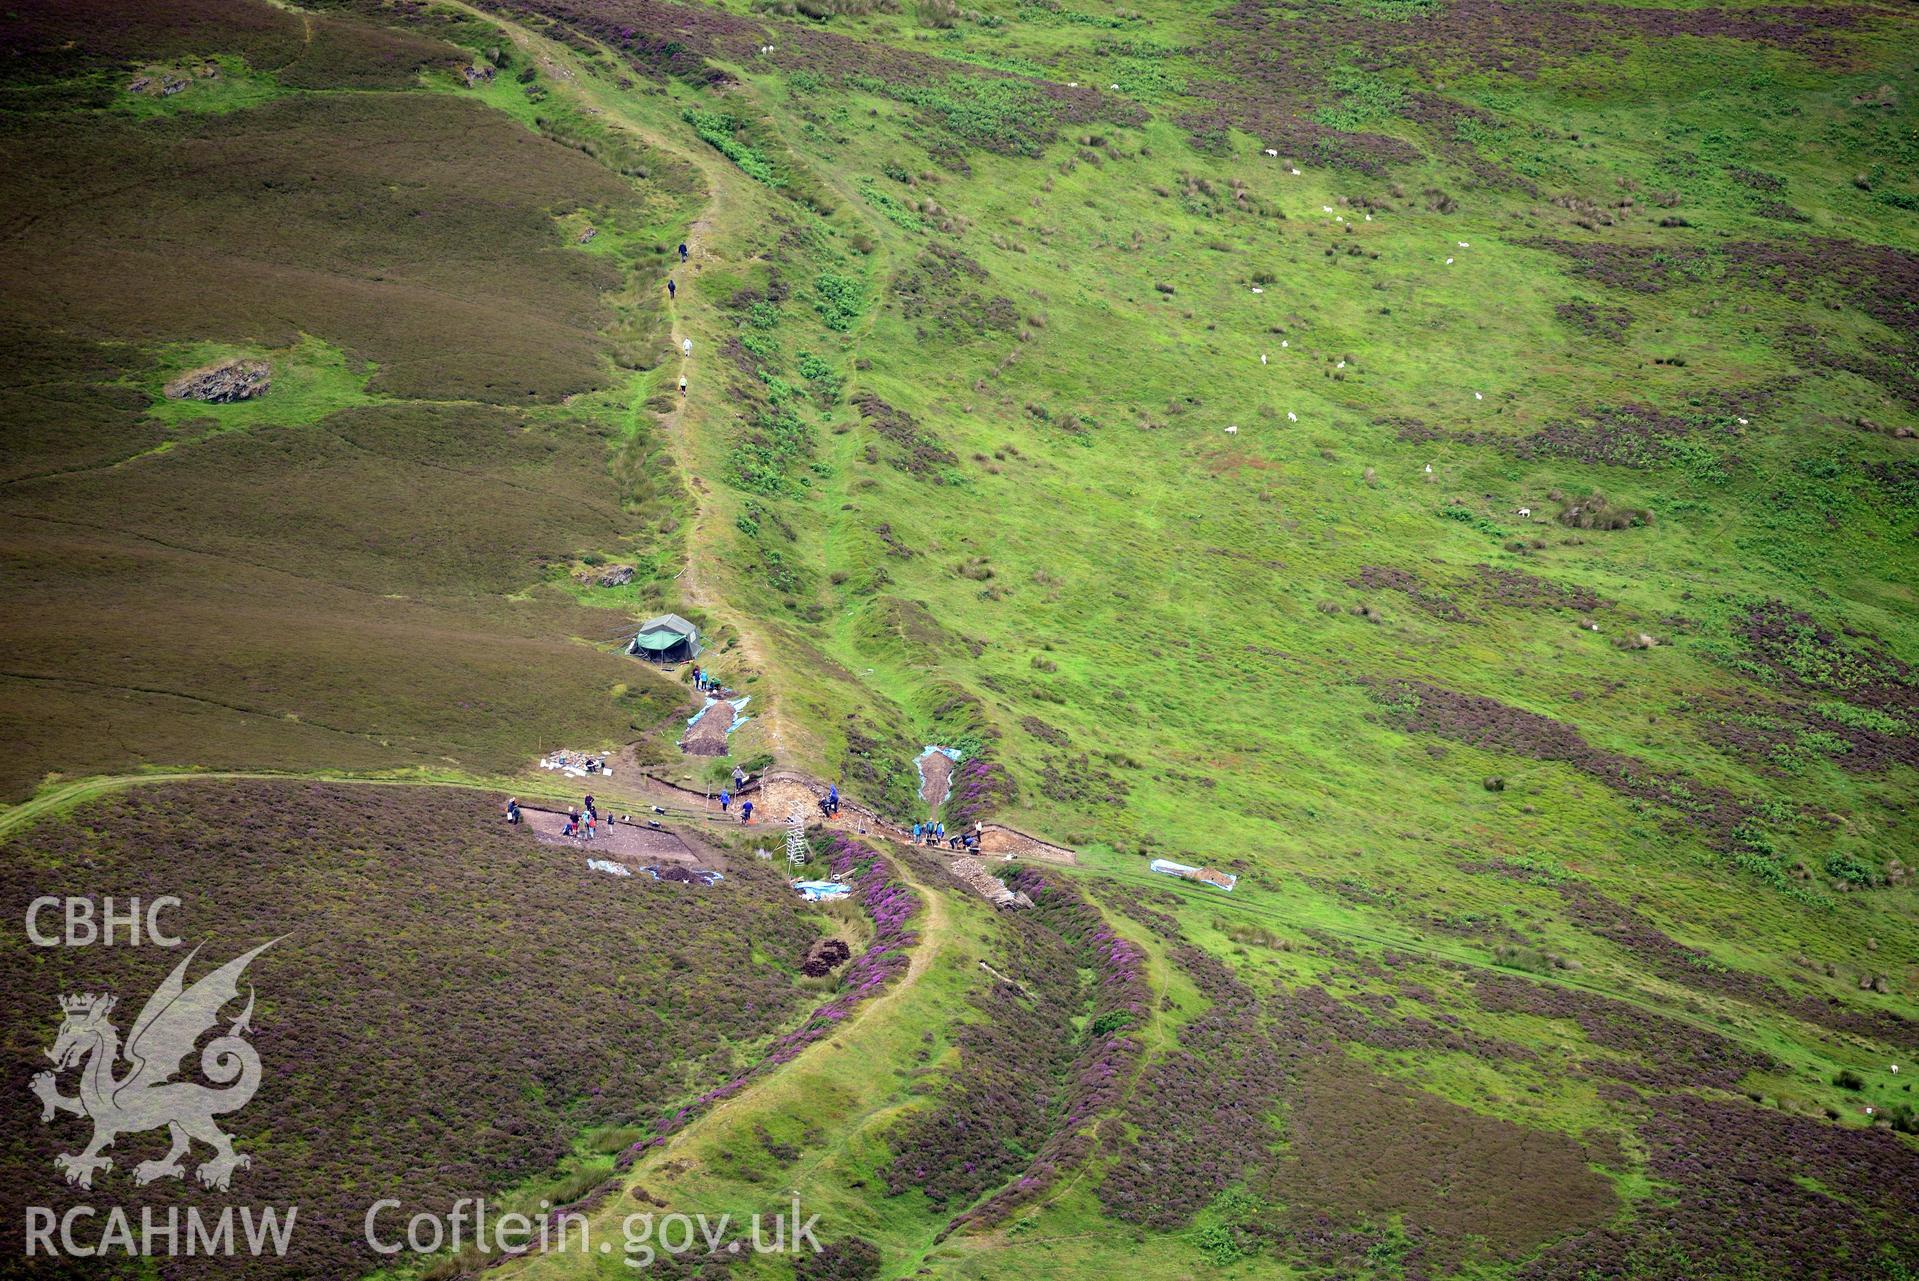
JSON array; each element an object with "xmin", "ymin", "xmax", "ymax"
[{"xmin": 164, "ymin": 358, "xmax": 270, "ymax": 403}]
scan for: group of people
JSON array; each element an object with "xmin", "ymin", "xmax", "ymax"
[
  {"xmin": 690, "ymin": 665, "xmax": 721, "ymax": 694},
  {"xmin": 912, "ymin": 819, "xmax": 983, "ymax": 852},
  {"xmin": 502, "ymin": 793, "xmax": 616, "ymax": 840},
  {"xmin": 562, "ymin": 793, "xmax": 601, "ymax": 839}
]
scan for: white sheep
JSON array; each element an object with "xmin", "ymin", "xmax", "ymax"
[
  {"xmin": 1290, "ymin": 167, "xmax": 1302, "ymax": 175},
  {"xmin": 1517, "ymin": 507, "xmax": 1532, "ymax": 517},
  {"xmin": 1336, "ymin": 360, "xmax": 1345, "ymax": 368},
  {"xmin": 1737, "ymin": 416, "xmax": 1749, "ymax": 425},
  {"xmin": 1424, "ymin": 464, "xmax": 1433, "ymax": 474},
  {"xmin": 1322, "ymin": 205, "xmax": 1334, "ymax": 213},
  {"xmin": 1251, "ymin": 286, "xmax": 1264, "ymax": 294},
  {"xmin": 1446, "ymin": 257, "xmax": 1455, "ymax": 265},
  {"xmin": 1260, "ymin": 354, "xmax": 1268, "ymax": 365},
  {"xmin": 1225, "ymin": 424, "xmax": 1239, "ymax": 435},
  {"xmin": 1287, "ymin": 411, "xmax": 1297, "ymax": 422},
  {"xmin": 1474, "ymin": 391, "xmax": 1483, "ymax": 400},
  {"xmin": 1281, "ymin": 340, "xmax": 1289, "ymax": 348},
  {"xmin": 1264, "ymin": 148, "xmax": 1279, "ymax": 157},
  {"xmin": 1458, "ymin": 241, "xmax": 1470, "ymax": 248}
]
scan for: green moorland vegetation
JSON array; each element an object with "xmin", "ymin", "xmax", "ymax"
[{"xmin": 2, "ymin": 0, "xmax": 1917, "ymax": 1277}]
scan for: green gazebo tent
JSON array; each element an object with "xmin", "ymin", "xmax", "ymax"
[{"xmin": 626, "ymin": 613, "xmax": 699, "ymax": 664}]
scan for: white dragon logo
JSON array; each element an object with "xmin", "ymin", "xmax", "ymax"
[{"xmin": 30, "ymin": 940, "xmax": 277, "ymax": 1191}]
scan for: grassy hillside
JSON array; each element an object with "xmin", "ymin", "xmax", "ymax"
[
  {"xmin": 438, "ymin": 0, "xmax": 1916, "ymax": 1275},
  {"xmin": 0, "ymin": 0, "xmax": 1915, "ymax": 1278}
]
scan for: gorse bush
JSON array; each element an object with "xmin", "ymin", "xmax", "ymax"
[
  {"xmin": 814, "ymin": 272, "xmax": 865, "ymax": 331},
  {"xmin": 849, "ymin": 74, "xmax": 1058, "ymax": 156},
  {"xmin": 682, "ymin": 108, "xmax": 781, "ymax": 185}
]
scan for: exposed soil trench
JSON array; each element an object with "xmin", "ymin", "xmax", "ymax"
[
  {"xmin": 917, "ymin": 748, "xmax": 954, "ymax": 815},
  {"xmin": 680, "ymin": 699, "xmax": 736, "ymax": 756},
  {"xmin": 521, "ymin": 806, "xmax": 708, "ymax": 866}
]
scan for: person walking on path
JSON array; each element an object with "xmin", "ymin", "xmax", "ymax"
[
  {"xmin": 678, "ymin": 242, "xmax": 688, "ymax": 263},
  {"xmin": 719, "ymin": 789, "xmax": 731, "ymax": 813},
  {"xmin": 504, "ymin": 798, "xmax": 521, "ymax": 825},
  {"xmin": 741, "ymin": 800, "xmax": 753, "ymax": 824},
  {"xmin": 668, "ymin": 278, "xmax": 676, "ymax": 299},
  {"xmin": 585, "ymin": 811, "xmax": 597, "ymax": 841},
  {"xmin": 733, "ymin": 765, "xmax": 746, "ymax": 791},
  {"xmin": 912, "ymin": 821, "xmax": 923, "ymax": 844},
  {"xmin": 679, "ymin": 374, "xmax": 687, "ymax": 398}
]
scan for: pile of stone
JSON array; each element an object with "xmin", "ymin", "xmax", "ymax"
[
  {"xmin": 575, "ymin": 563, "xmax": 634, "ymax": 587},
  {"xmin": 947, "ymin": 856, "xmax": 1032, "ymax": 910}
]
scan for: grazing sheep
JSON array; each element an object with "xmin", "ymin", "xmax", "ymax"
[
  {"xmin": 1261, "ymin": 354, "xmax": 1268, "ymax": 365},
  {"xmin": 1517, "ymin": 506, "xmax": 1532, "ymax": 517},
  {"xmin": 1225, "ymin": 424, "xmax": 1239, "ymax": 435},
  {"xmin": 1446, "ymin": 257, "xmax": 1455, "ymax": 265},
  {"xmin": 1287, "ymin": 411, "xmax": 1297, "ymax": 422},
  {"xmin": 1475, "ymin": 391, "xmax": 1483, "ymax": 400},
  {"xmin": 1264, "ymin": 148, "xmax": 1279, "ymax": 157}
]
